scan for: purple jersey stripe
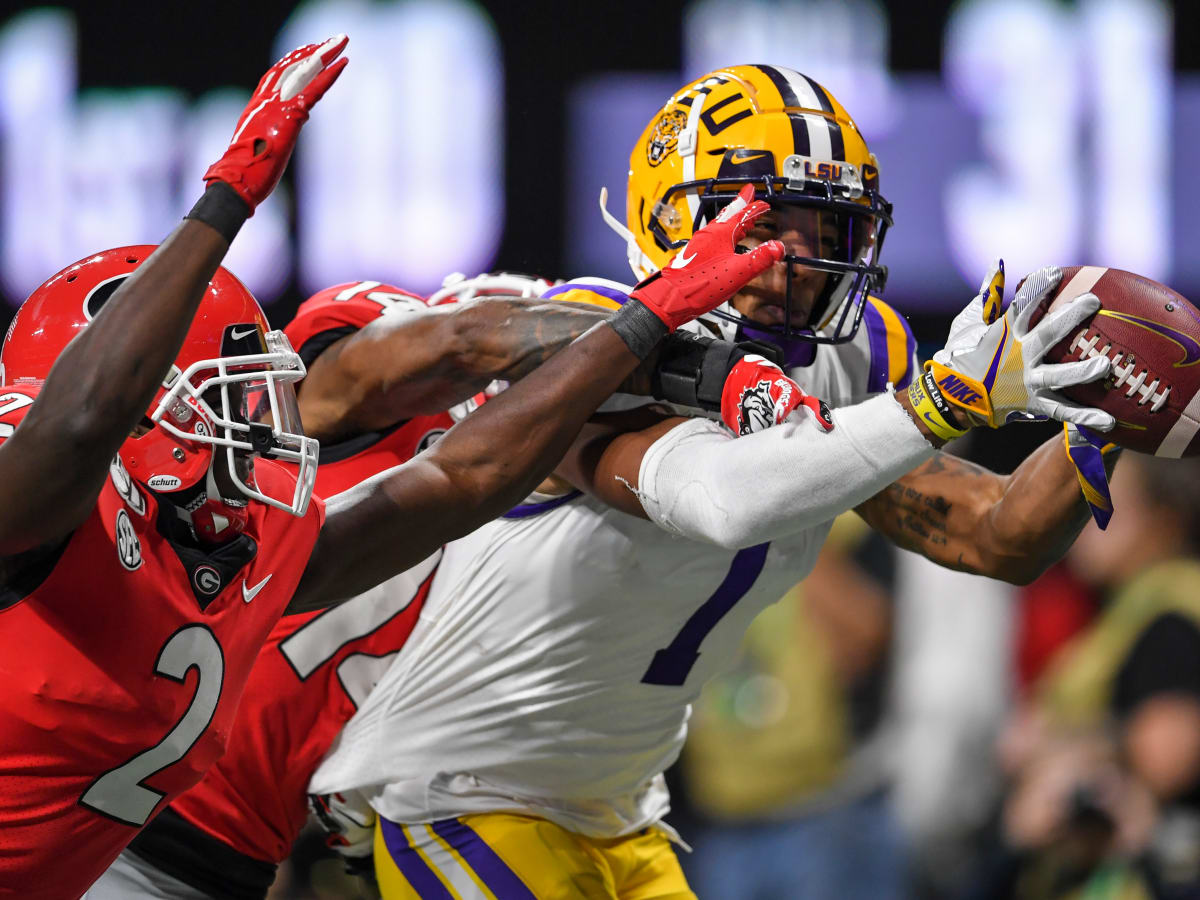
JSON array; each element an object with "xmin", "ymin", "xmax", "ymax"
[
  {"xmin": 379, "ymin": 818, "xmax": 456, "ymax": 899},
  {"xmin": 542, "ymin": 282, "xmax": 630, "ymax": 307},
  {"xmin": 863, "ymin": 300, "xmax": 891, "ymax": 394},
  {"xmin": 429, "ymin": 818, "xmax": 538, "ymax": 899},
  {"xmin": 898, "ymin": 318, "xmax": 918, "ymax": 390},
  {"xmin": 502, "ymin": 490, "xmax": 582, "ymax": 519}
]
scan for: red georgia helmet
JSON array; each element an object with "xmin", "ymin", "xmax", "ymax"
[{"xmin": 0, "ymin": 246, "xmax": 317, "ymax": 516}]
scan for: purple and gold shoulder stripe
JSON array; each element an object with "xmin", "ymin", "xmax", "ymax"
[
  {"xmin": 863, "ymin": 297, "xmax": 917, "ymax": 393},
  {"xmin": 542, "ymin": 282, "xmax": 628, "ymax": 311}
]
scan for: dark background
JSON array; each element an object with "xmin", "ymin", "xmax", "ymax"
[{"xmin": 0, "ymin": 0, "xmax": 1195, "ymax": 344}]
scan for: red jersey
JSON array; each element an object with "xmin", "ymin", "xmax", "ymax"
[
  {"xmin": 0, "ymin": 386, "xmax": 324, "ymax": 900},
  {"xmin": 162, "ymin": 283, "xmax": 450, "ymax": 874}
]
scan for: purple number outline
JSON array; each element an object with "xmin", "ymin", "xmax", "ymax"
[{"xmin": 640, "ymin": 543, "xmax": 770, "ymax": 686}]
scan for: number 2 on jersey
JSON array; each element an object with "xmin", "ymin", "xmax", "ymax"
[
  {"xmin": 641, "ymin": 543, "xmax": 770, "ymax": 686},
  {"xmin": 0, "ymin": 391, "xmax": 35, "ymax": 439},
  {"xmin": 79, "ymin": 625, "xmax": 224, "ymax": 826}
]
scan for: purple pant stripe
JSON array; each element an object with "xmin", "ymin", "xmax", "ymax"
[
  {"xmin": 379, "ymin": 818, "xmax": 456, "ymax": 899},
  {"xmin": 430, "ymin": 818, "xmax": 538, "ymax": 899}
]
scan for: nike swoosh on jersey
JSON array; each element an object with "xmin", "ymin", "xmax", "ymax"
[{"xmin": 242, "ymin": 574, "xmax": 273, "ymax": 603}]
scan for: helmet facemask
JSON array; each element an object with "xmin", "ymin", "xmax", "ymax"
[
  {"xmin": 148, "ymin": 325, "xmax": 318, "ymax": 517},
  {"xmin": 649, "ymin": 154, "xmax": 891, "ymax": 346}
]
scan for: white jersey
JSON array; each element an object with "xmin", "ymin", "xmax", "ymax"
[{"xmin": 311, "ymin": 295, "xmax": 917, "ymax": 838}]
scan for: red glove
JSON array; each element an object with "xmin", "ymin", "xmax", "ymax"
[
  {"xmin": 721, "ymin": 355, "xmax": 833, "ymax": 435},
  {"xmin": 630, "ymin": 184, "xmax": 784, "ymax": 332},
  {"xmin": 204, "ymin": 35, "xmax": 349, "ymax": 213}
]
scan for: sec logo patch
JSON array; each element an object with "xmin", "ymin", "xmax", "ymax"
[{"xmin": 115, "ymin": 509, "xmax": 142, "ymax": 571}]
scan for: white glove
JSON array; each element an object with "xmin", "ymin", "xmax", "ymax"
[
  {"xmin": 309, "ymin": 789, "xmax": 376, "ymax": 860},
  {"xmin": 927, "ymin": 262, "xmax": 1115, "ymax": 430}
]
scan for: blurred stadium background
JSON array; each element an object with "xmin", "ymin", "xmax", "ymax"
[{"xmin": 2, "ymin": 0, "xmax": 1198, "ymax": 897}]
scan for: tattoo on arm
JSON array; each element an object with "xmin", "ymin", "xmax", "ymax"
[
  {"xmin": 885, "ymin": 481, "xmax": 952, "ymax": 548},
  {"xmin": 493, "ymin": 306, "xmax": 608, "ymax": 380},
  {"xmin": 494, "ymin": 304, "xmax": 657, "ymax": 396},
  {"xmin": 861, "ymin": 451, "xmax": 1001, "ymax": 573}
]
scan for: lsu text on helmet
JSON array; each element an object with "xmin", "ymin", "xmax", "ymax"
[
  {"xmin": 0, "ymin": 246, "xmax": 318, "ymax": 518},
  {"xmin": 604, "ymin": 64, "xmax": 892, "ymax": 345}
]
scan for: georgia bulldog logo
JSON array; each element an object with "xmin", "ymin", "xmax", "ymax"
[
  {"xmin": 647, "ymin": 108, "xmax": 688, "ymax": 167},
  {"xmin": 736, "ymin": 378, "xmax": 791, "ymax": 435}
]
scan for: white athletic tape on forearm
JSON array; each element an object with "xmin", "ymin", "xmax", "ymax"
[{"xmin": 637, "ymin": 393, "xmax": 936, "ymax": 549}]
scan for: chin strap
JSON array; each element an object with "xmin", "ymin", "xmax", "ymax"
[
  {"xmin": 171, "ymin": 462, "xmax": 250, "ymax": 544},
  {"xmin": 599, "ymin": 187, "xmax": 657, "ymax": 282}
]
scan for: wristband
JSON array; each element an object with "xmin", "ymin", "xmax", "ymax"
[
  {"xmin": 185, "ymin": 182, "xmax": 251, "ymax": 244},
  {"xmin": 607, "ymin": 298, "xmax": 669, "ymax": 360},
  {"xmin": 908, "ymin": 369, "xmax": 970, "ymax": 442}
]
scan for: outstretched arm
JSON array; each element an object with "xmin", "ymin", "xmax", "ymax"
[
  {"xmin": 291, "ymin": 186, "xmax": 786, "ymax": 610},
  {"xmin": 0, "ymin": 37, "xmax": 346, "ymax": 556},
  {"xmin": 0, "ymin": 223, "xmax": 232, "ymax": 555},
  {"xmin": 294, "ymin": 323, "xmax": 643, "ymax": 609},
  {"xmin": 297, "ymin": 298, "xmax": 614, "ymax": 440},
  {"xmin": 855, "ymin": 435, "xmax": 1119, "ymax": 584}
]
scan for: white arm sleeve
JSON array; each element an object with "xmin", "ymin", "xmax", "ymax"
[{"xmin": 636, "ymin": 393, "xmax": 937, "ymax": 549}]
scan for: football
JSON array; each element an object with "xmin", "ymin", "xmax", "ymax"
[{"xmin": 1033, "ymin": 266, "xmax": 1200, "ymax": 456}]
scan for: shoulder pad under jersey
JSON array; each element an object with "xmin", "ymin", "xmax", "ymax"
[
  {"xmin": 543, "ymin": 278, "xmax": 632, "ymax": 311},
  {"xmin": 286, "ymin": 281, "xmax": 429, "ymax": 353},
  {"xmin": 859, "ymin": 296, "xmax": 918, "ymax": 394}
]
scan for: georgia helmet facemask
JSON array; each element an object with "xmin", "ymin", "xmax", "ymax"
[
  {"xmin": 427, "ymin": 270, "xmax": 563, "ymax": 422},
  {"xmin": 426, "ymin": 270, "xmax": 559, "ymax": 306},
  {"xmin": 0, "ymin": 246, "xmax": 319, "ymax": 531},
  {"xmin": 603, "ymin": 64, "xmax": 892, "ymax": 346}
]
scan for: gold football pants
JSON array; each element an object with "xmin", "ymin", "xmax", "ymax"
[{"xmin": 374, "ymin": 812, "xmax": 695, "ymax": 900}]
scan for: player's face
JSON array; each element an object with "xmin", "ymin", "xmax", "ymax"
[
  {"xmin": 201, "ymin": 384, "xmax": 255, "ymax": 501},
  {"xmin": 729, "ymin": 205, "xmax": 837, "ymax": 328}
]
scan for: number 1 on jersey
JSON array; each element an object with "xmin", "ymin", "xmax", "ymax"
[{"xmin": 641, "ymin": 543, "xmax": 770, "ymax": 686}]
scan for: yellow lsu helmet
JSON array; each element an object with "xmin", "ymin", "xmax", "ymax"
[{"xmin": 602, "ymin": 65, "xmax": 892, "ymax": 345}]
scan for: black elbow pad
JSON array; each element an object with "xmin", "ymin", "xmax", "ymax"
[{"xmin": 650, "ymin": 332, "xmax": 783, "ymax": 413}]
